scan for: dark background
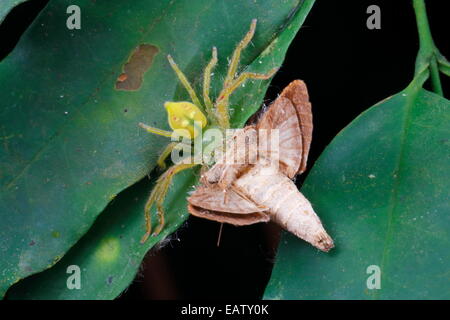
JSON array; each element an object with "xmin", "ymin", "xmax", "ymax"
[{"xmin": 1, "ymin": 0, "xmax": 448, "ymax": 299}]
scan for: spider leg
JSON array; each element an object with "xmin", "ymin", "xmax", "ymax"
[
  {"xmin": 223, "ymin": 19, "xmax": 257, "ymax": 89},
  {"xmin": 152, "ymin": 173, "xmax": 172, "ymax": 236},
  {"xmin": 141, "ymin": 162, "xmax": 198, "ymax": 243},
  {"xmin": 141, "ymin": 181, "xmax": 162, "ymax": 243},
  {"xmin": 212, "ymin": 19, "xmax": 257, "ymax": 129},
  {"xmin": 153, "ymin": 162, "xmax": 199, "ymax": 235},
  {"xmin": 203, "ymin": 47, "xmax": 218, "ymax": 120},
  {"xmin": 156, "ymin": 142, "xmax": 182, "ymax": 169},
  {"xmin": 215, "ymin": 68, "xmax": 278, "ymax": 129},
  {"xmin": 167, "ymin": 54, "xmax": 204, "ymax": 111},
  {"xmin": 220, "ymin": 68, "xmax": 278, "ymax": 103},
  {"xmin": 139, "ymin": 124, "xmax": 190, "ymax": 169},
  {"xmin": 139, "ymin": 122, "xmax": 173, "ymax": 138},
  {"xmin": 213, "ymin": 19, "xmax": 279, "ymax": 129}
]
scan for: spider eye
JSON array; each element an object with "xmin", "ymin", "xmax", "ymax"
[{"xmin": 164, "ymin": 101, "xmax": 207, "ymax": 139}]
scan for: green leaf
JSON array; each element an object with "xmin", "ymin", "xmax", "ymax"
[
  {"xmin": 264, "ymin": 83, "xmax": 450, "ymax": 299},
  {"xmin": 2, "ymin": 0, "xmax": 316, "ymax": 299},
  {"xmin": 0, "ymin": 0, "xmax": 31, "ymax": 24},
  {"xmin": 8, "ymin": 169, "xmax": 198, "ymax": 300}
]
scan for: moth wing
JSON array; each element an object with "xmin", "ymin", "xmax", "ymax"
[
  {"xmin": 257, "ymin": 96, "xmax": 303, "ymax": 178},
  {"xmin": 187, "ymin": 184, "xmax": 269, "ymax": 225},
  {"xmin": 188, "ymin": 204, "xmax": 270, "ymax": 226},
  {"xmin": 279, "ymin": 80, "xmax": 313, "ymax": 174},
  {"xmin": 188, "ymin": 184, "xmax": 266, "ymax": 214}
]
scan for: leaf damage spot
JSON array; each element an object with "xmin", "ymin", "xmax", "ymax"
[{"xmin": 115, "ymin": 44, "xmax": 159, "ymax": 91}]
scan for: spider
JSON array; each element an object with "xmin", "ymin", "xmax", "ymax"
[{"xmin": 139, "ymin": 19, "xmax": 278, "ymax": 243}]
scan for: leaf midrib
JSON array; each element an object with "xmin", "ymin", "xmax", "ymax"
[{"xmin": 376, "ymin": 87, "xmax": 421, "ymax": 299}]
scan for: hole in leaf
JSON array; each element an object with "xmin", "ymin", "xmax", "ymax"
[{"xmin": 115, "ymin": 44, "xmax": 159, "ymax": 91}]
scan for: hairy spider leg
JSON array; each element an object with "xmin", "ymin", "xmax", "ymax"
[
  {"xmin": 141, "ymin": 162, "xmax": 198, "ymax": 243},
  {"xmin": 139, "ymin": 122, "xmax": 192, "ymax": 168},
  {"xmin": 223, "ymin": 18, "xmax": 257, "ymax": 89},
  {"xmin": 156, "ymin": 142, "xmax": 181, "ymax": 169},
  {"xmin": 141, "ymin": 180, "xmax": 161, "ymax": 243},
  {"xmin": 167, "ymin": 54, "xmax": 204, "ymax": 111},
  {"xmin": 213, "ymin": 19, "xmax": 256, "ymax": 129},
  {"xmin": 214, "ymin": 19, "xmax": 278, "ymax": 129},
  {"xmin": 217, "ymin": 68, "xmax": 278, "ymax": 108},
  {"xmin": 203, "ymin": 47, "xmax": 218, "ymax": 121},
  {"xmin": 139, "ymin": 122, "xmax": 173, "ymax": 138}
]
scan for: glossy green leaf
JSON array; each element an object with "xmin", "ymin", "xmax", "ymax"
[
  {"xmin": 8, "ymin": 169, "xmax": 198, "ymax": 300},
  {"xmin": 264, "ymin": 83, "xmax": 450, "ymax": 299},
  {"xmin": 2, "ymin": 0, "xmax": 316, "ymax": 298},
  {"xmin": 0, "ymin": 0, "xmax": 31, "ymax": 24}
]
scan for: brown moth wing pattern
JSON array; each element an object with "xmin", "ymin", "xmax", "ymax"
[
  {"xmin": 188, "ymin": 127, "xmax": 269, "ymax": 226},
  {"xmin": 279, "ymin": 80, "xmax": 313, "ymax": 174},
  {"xmin": 188, "ymin": 183, "xmax": 270, "ymax": 225},
  {"xmin": 188, "ymin": 204, "xmax": 270, "ymax": 226},
  {"xmin": 256, "ymin": 96, "xmax": 303, "ymax": 179},
  {"xmin": 188, "ymin": 184, "xmax": 267, "ymax": 214}
]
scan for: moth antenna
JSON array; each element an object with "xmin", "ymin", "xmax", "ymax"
[{"xmin": 216, "ymin": 223, "xmax": 224, "ymax": 247}]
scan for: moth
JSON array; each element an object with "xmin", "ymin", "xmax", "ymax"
[{"xmin": 187, "ymin": 81, "xmax": 334, "ymax": 252}]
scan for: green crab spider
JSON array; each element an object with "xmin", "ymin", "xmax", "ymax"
[{"xmin": 139, "ymin": 19, "xmax": 278, "ymax": 243}]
